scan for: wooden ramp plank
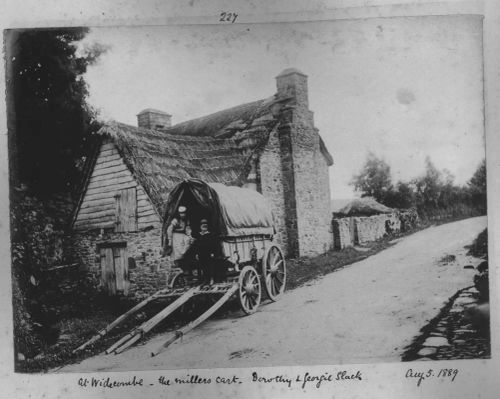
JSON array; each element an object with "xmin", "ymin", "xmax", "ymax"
[
  {"xmin": 109, "ymin": 286, "xmax": 200, "ymax": 354},
  {"xmin": 151, "ymin": 284, "xmax": 239, "ymax": 357},
  {"xmin": 72, "ymin": 287, "xmax": 171, "ymax": 353}
]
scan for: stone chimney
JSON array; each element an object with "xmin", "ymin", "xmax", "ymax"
[
  {"xmin": 272, "ymin": 68, "xmax": 332, "ymax": 258},
  {"xmin": 137, "ymin": 109, "xmax": 172, "ymax": 131},
  {"xmin": 275, "ymin": 68, "xmax": 308, "ymax": 108}
]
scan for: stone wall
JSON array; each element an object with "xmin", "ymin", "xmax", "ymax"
[
  {"xmin": 332, "ymin": 218, "xmax": 353, "ymax": 249},
  {"xmin": 355, "ymin": 214, "xmax": 390, "ymax": 244},
  {"xmin": 333, "ymin": 212, "xmax": 404, "ymax": 249},
  {"xmin": 260, "ymin": 127, "xmax": 290, "ymax": 256},
  {"xmin": 314, "ymin": 141, "xmax": 334, "ymax": 253},
  {"xmin": 70, "ymin": 227, "xmax": 169, "ymax": 300}
]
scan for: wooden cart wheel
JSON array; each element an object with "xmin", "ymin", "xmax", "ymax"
[
  {"xmin": 262, "ymin": 245, "xmax": 286, "ymax": 301},
  {"xmin": 238, "ymin": 265, "xmax": 261, "ymax": 315}
]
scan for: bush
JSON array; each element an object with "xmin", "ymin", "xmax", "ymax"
[
  {"xmin": 468, "ymin": 230, "xmax": 488, "ymax": 303},
  {"xmin": 468, "ymin": 229, "xmax": 488, "ymax": 259},
  {"xmin": 474, "ymin": 261, "xmax": 489, "ymax": 302},
  {"xmin": 10, "ymin": 186, "xmax": 79, "ymax": 359}
]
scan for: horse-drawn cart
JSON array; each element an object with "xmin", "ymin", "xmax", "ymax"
[{"xmin": 73, "ymin": 179, "xmax": 286, "ymax": 356}]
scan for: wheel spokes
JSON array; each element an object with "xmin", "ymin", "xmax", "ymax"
[
  {"xmin": 262, "ymin": 246, "xmax": 285, "ymax": 301},
  {"xmin": 273, "ymin": 259, "xmax": 284, "ymax": 269},
  {"xmin": 240, "ymin": 268, "xmax": 260, "ymax": 311},
  {"xmin": 273, "ymin": 277, "xmax": 280, "ymax": 294}
]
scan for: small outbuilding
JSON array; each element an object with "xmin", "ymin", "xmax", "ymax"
[{"xmin": 332, "ymin": 197, "xmax": 400, "ymax": 249}]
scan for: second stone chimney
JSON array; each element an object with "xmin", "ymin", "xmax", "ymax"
[
  {"xmin": 275, "ymin": 68, "xmax": 309, "ymax": 109},
  {"xmin": 137, "ymin": 109, "xmax": 172, "ymax": 131}
]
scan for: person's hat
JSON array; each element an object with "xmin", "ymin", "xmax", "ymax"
[
  {"xmin": 200, "ymin": 218, "xmax": 208, "ymax": 225},
  {"xmin": 178, "ymin": 206, "xmax": 187, "ymax": 213}
]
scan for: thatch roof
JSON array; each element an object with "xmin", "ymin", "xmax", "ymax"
[
  {"xmin": 167, "ymin": 97, "xmax": 276, "ymax": 138},
  {"xmin": 335, "ymin": 197, "xmax": 393, "ymax": 217},
  {"xmin": 331, "ymin": 198, "xmax": 355, "ymax": 213},
  {"xmin": 87, "ymin": 94, "xmax": 333, "ymax": 219},
  {"xmin": 99, "ymin": 117, "xmax": 277, "ymax": 216}
]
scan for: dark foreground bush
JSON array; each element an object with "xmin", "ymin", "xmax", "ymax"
[{"xmin": 467, "ymin": 228, "xmax": 488, "ymax": 259}]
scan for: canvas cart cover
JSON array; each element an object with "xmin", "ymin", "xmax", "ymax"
[{"xmin": 163, "ymin": 179, "xmax": 274, "ymax": 243}]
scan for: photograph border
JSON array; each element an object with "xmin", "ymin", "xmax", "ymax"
[{"xmin": 0, "ymin": 1, "xmax": 499, "ymax": 398}]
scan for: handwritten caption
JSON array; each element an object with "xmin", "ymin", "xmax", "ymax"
[
  {"xmin": 77, "ymin": 367, "xmax": 461, "ymax": 390},
  {"xmin": 77, "ymin": 370, "xmax": 362, "ymax": 390},
  {"xmin": 405, "ymin": 368, "xmax": 459, "ymax": 386}
]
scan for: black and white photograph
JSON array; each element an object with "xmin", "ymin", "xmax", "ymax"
[{"xmin": 1, "ymin": 0, "xmax": 499, "ymax": 397}]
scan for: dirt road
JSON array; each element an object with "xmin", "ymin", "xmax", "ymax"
[{"xmin": 58, "ymin": 216, "xmax": 486, "ymax": 372}]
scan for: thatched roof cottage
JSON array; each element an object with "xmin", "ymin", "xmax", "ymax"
[{"xmin": 71, "ymin": 68, "xmax": 333, "ymax": 298}]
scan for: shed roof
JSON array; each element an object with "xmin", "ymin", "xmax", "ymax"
[{"xmin": 336, "ymin": 197, "xmax": 393, "ymax": 217}]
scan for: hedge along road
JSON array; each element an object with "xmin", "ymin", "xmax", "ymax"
[{"xmin": 57, "ymin": 216, "xmax": 487, "ymax": 372}]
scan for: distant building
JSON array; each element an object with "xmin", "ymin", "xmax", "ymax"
[{"xmin": 71, "ymin": 69, "xmax": 333, "ymax": 297}]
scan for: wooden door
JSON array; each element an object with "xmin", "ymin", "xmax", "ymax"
[
  {"xmin": 113, "ymin": 246, "xmax": 129, "ymax": 294},
  {"xmin": 115, "ymin": 188, "xmax": 137, "ymax": 232},
  {"xmin": 99, "ymin": 245, "xmax": 129, "ymax": 295},
  {"xmin": 100, "ymin": 247, "xmax": 116, "ymax": 295}
]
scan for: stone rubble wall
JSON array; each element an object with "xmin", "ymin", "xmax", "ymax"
[
  {"xmin": 332, "ymin": 218, "xmax": 353, "ymax": 249},
  {"xmin": 260, "ymin": 128, "xmax": 291, "ymax": 257},
  {"xmin": 355, "ymin": 214, "xmax": 389, "ymax": 244},
  {"xmin": 333, "ymin": 211, "xmax": 412, "ymax": 249},
  {"xmin": 402, "ymin": 286, "xmax": 490, "ymax": 361},
  {"xmin": 70, "ymin": 227, "xmax": 170, "ymax": 300}
]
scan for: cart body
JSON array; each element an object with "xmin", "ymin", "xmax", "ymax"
[{"xmin": 162, "ymin": 179, "xmax": 286, "ymax": 313}]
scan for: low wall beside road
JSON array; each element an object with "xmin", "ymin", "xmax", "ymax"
[{"xmin": 332, "ymin": 211, "xmax": 416, "ymax": 249}]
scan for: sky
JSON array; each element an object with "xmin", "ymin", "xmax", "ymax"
[{"xmin": 79, "ymin": 15, "xmax": 485, "ymax": 199}]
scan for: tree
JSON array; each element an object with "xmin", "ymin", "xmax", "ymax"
[
  {"xmin": 413, "ymin": 157, "xmax": 443, "ymax": 211},
  {"xmin": 6, "ymin": 28, "xmax": 106, "ymax": 196},
  {"xmin": 468, "ymin": 159, "xmax": 487, "ymax": 213},
  {"xmin": 385, "ymin": 181, "xmax": 416, "ymax": 209},
  {"xmin": 6, "ymin": 28, "xmax": 107, "ymax": 361},
  {"xmin": 351, "ymin": 152, "xmax": 393, "ymax": 204}
]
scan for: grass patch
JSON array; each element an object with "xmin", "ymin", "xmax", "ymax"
[
  {"xmin": 16, "ymin": 300, "xmax": 190, "ymax": 373},
  {"xmin": 287, "ymin": 235, "xmax": 399, "ymax": 290},
  {"xmin": 16, "ymin": 310, "xmax": 116, "ymax": 373}
]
